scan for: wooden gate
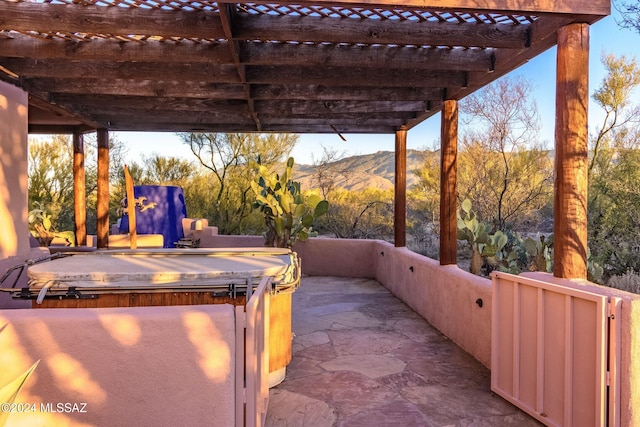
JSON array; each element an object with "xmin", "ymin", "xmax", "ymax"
[
  {"xmin": 491, "ymin": 272, "xmax": 620, "ymax": 427},
  {"xmin": 236, "ymin": 276, "xmax": 271, "ymax": 427}
]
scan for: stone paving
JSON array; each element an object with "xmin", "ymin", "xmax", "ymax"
[{"xmin": 266, "ymin": 276, "xmax": 543, "ymax": 427}]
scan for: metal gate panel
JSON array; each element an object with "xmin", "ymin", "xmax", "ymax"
[{"xmin": 491, "ymin": 272, "xmax": 618, "ymax": 427}]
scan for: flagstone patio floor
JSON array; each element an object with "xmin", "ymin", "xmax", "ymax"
[{"xmin": 265, "ymin": 275, "xmax": 543, "ymax": 427}]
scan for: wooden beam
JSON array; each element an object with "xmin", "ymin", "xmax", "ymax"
[
  {"xmin": 241, "ymin": 43, "xmax": 496, "ymax": 71},
  {"xmin": 247, "ymin": 66, "xmax": 466, "ymax": 87},
  {"xmin": 251, "ymin": 85, "xmax": 444, "ymax": 101},
  {"xmin": 242, "ymin": 0, "xmax": 610, "ymax": 17},
  {"xmin": 0, "ymin": 2, "xmax": 225, "ymax": 39},
  {"xmin": 235, "ymin": 14, "xmax": 529, "ymax": 48},
  {"xmin": 260, "ymin": 124, "xmax": 397, "ymax": 133},
  {"xmin": 2, "ymin": 30, "xmax": 498, "ymax": 72},
  {"xmin": 261, "ymin": 117, "xmax": 407, "ymax": 127},
  {"xmin": 0, "ymin": 58, "xmax": 239, "ymax": 83},
  {"xmin": 0, "ymin": 35, "xmax": 232, "ymax": 64},
  {"xmin": 73, "ymin": 132, "xmax": 86, "ymax": 247},
  {"xmin": 218, "ymin": 2, "xmax": 261, "ymax": 130},
  {"xmin": 255, "ymin": 100, "xmax": 427, "ymax": 114},
  {"xmin": 554, "ymin": 23, "xmax": 589, "ymax": 279},
  {"xmin": 50, "ymin": 94, "xmax": 250, "ymax": 112},
  {"xmin": 87, "ymin": 109, "xmax": 254, "ymax": 124},
  {"xmin": 27, "ymin": 78, "xmax": 444, "ymax": 102},
  {"xmin": 96, "ymin": 129, "xmax": 109, "ymax": 250},
  {"xmin": 24, "ymin": 79, "xmax": 246, "ymax": 99},
  {"xmin": 440, "ymin": 99, "xmax": 458, "ymax": 265},
  {"xmin": 4, "ymin": 57, "xmax": 462, "ymax": 87},
  {"xmin": 95, "ymin": 122, "xmax": 261, "ymax": 132},
  {"xmin": 29, "ymin": 124, "xmax": 94, "ymax": 134},
  {"xmin": 27, "ymin": 93, "xmax": 101, "ymax": 128},
  {"xmin": 395, "ymin": 128, "xmax": 407, "ymax": 247}
]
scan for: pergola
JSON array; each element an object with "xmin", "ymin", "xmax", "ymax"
[{"xmin": 0, "ymin": 0, "xmax": 610, "ymax": 279}]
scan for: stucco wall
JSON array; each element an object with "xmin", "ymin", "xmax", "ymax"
[
  {"xmin": 373, "ymin": 242, "xmax": 492, "ymax": 367},
  {"xmin": 197, "ymin": 233, "xmax": 264, "ymax": 249},
  {"xmin": 0, "ymin": 304, "xmax": 236, "ymax": 426},
  {"xmin": 0, "ymin": 81, "xmax": 31, "ymax": 309},
  {"xmin": 293, "ymin": 238, "xmax": 378, "ymax": 278},
  {"xmin": 0, "ymin": 81, "xmax": 29, "ymax": 260}
]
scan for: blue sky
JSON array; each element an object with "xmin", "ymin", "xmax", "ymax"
[{"xmin": 117, "ymin": 10, "xmax": 640, "ymax": 165}]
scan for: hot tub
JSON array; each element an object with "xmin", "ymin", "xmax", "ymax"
[{"xmin": 9, "ymin": 247, "xmax": 299, "ymax": 385}]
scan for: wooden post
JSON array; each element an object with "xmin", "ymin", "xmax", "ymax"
[
  {"xmin": 96, "ymin": 129, "xmax": 109, "ymax": 249},
  {"xmin": 440, "ymin": 100, "xmax": 458, "ymax": 265},
  {"xmin": 72, "ymin": 131, "xmax": 86, "ymax": 246},
  {"xmin": 394, "ymin": 128, "xmax": 407, "ymax": 247},
  {"xmin": 554, "ymin": 24, "xmax": 589, "ymax": 279}
]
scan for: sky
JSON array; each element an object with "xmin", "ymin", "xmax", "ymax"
[{"xmin": 115, "ymin": 9, "xmax": 640, "ymax": 166}]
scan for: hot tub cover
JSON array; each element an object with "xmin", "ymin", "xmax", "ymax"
[{"xmin": 17, "ymin": 248, "xmax": 300, "ymax": 301}]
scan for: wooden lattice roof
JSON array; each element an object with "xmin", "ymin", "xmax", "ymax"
[{"xmin": 0, "ymin": 0, "xmax": 609, "ymax": 134}]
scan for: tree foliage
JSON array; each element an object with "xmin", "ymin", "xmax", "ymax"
[
  {"xmin": 316, "ymin": 187, "xmax": 394, "ymax": 239},
  {"xmin": 28, "ymin": 135, "xmax": 75, "ymax": 231},
  {"xmin": 179, "ymin": 132, "xmax": 298, "ymax": 234},
  {"xmin": 458, "ymin": 75, "xmax": 553, "ymax": 230},
  {"xmin": 588, "ymin": 53, "xmax": 640, "ymax": 278}
]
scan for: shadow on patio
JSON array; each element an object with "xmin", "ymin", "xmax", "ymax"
[{"xmin": 266, "ymin": 276, "xmax": 543, "ymax": 426}]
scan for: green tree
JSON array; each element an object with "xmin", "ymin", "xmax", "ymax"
[
  {"xmin": 28, "ymin": 135, "xmax": 75, "ymax": 232},
  {"xmin": 458, "ymin": 75, "xmax": 553, "ymax": 230},
  {"xmin": 317, "ymin": 187, "xmax": 394, "ymax": 239},
  {"xmin": 179, "ymin": 132, "xmax": 298, "ymax": 234},
  {"xmin": 588, "ymin": 53, "xmax": 640, "ymax": 278},
  {"xmin": 28, "ymin": 133, "xmax": 128, "ymax": 237},
  {"xmin": 407, "ymin": 148, "xmax": 441, "ymax": 258},
  {"xmin": 140, "ymin": 154, "xmax": 196, "ymax": 185},
  {"xmin": 589, "ymin": 53, "xmax": 640, "ymax": 176},
  {"xmin": 408, "ymin": 148, "xmax": 440, "ymax": 224}
]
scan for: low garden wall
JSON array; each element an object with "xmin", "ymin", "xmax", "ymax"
[{"xmin": 0, "ymin": 304, "xmax": 237, "ymax": 426}]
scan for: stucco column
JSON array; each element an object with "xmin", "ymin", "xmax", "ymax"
[
  {"xmin": 73, "ymin": 131, "xmax": 87, "ymax": 246},
  {"xmin": 96, "ymin": 129, "xmax": 109, "ymax": 249},
  {"xmin": 394, "ymin": 128, "xmax": 407, "ymax": 247},
  {"xmin": 554, "ymin": 23, "xmax": 589, "ymax": 279},
  {"xmin": 0, "ymin": 81, "xmax": 30, "ymax": 259},
  {"xmin": 440, "ymin": 99, "xmax": 458, "ymax": 265}
]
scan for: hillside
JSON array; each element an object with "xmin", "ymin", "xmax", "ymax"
[{"xmin": 295, "ymin": 150, "xmax": 428, "ymax": 192}]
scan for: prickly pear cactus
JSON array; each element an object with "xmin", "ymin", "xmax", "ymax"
[
  {"xmin": 457, "ymin": 199, "xmax": 492, "ymax": 274},
  {"xmin": 251, "ymin": 156, "xmax": 329, "ymax": 248}
]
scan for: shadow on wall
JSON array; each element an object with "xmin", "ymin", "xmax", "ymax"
[
  {"xmin": 0, "ymin": 82, "xmax": 30, "ymax": 260},
  {"xmin": 0, "ymin": 304, "xmax": 236, "ymax": 426}
]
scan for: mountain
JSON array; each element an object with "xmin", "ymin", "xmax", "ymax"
[{"xmin": 294, "ymin": 150, "xmax": 428, "ymax": 192}]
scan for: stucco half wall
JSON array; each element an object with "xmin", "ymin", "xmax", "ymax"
[{"xmin": 0, "ymin": 304, "xmax": 236, "ymax": 426}]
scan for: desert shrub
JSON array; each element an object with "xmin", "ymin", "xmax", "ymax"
[{"xmin": 607, "ymin": 269, "xmax": 640, "ymax": 294}]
